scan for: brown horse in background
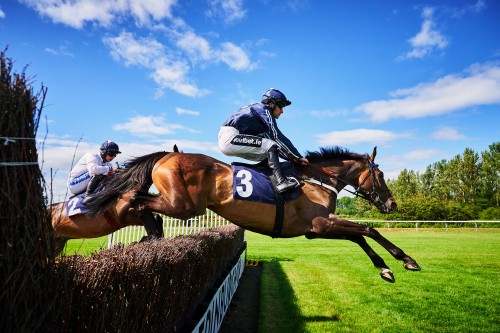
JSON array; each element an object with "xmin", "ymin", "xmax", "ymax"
[
  {"xmin": 50, "ymin": 152, "xmax": 168, "ymax": 256},
  {"xmin": 86, "ymin": 146, "xmax": 421, "ymax": 282}
]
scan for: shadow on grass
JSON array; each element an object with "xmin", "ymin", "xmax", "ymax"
[
  {"xmin": 222, "ymin": 259, "xmax": 339, "ymax": 333},
  {"xmin": 259, "ymin": 260, "xmax": 340, "ymax": 332}
]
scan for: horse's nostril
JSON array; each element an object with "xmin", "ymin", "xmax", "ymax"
[{"xmin": 390, "ymin": 201, "xmax": 397, "ymax": 210}]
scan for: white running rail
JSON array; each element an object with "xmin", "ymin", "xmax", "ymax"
[
  {"xmin": 108, "ymin": 209, "xmax": 230, "ymax": 248},
  {"xmin": 192, "ymin": 248, "xmax": 246, "ymax": 333}
]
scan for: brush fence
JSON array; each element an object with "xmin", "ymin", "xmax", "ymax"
[{"xmin": 108, "ymin": 209, "xmax": 231, "ymax": 248}]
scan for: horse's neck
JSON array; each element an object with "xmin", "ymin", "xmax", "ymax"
[{"xmin": 328, "ymin": 159, "xmax": 364, "ymax": 190}]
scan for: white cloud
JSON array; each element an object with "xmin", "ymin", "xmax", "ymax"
[
  {"xmin": 176, "ymin": 107, "xmax": 199, "ymax": 116},
  {"xmin": 451, "ymin": 0, "xmax": 486, "ymax": 17},
  {"xmin": 176, "ymin": 31, "xmax": 212, "ymax": 63},
  {"xmin": 150, "ymin": 58, "xmax": 208, "ymax": 97},
  {"xmin": 401, "ymin": 7, "xmax": 448, "ymax": 60},
  {"xmin": 356, "ymin": 63, "xmax": 500, "ymax": 122},
  {"xmin": 104, "ymin": 32, "xmax": 208, "ymax": 97},
  {"xmin": 469, "ymin": 0, "xmax": 486, "ymax": 13},
  {"xmin": 0, "ymin": 8, "xmax": 5, "ymax": 18},
  {"xmin": 104, "ymin": 32, "xmax": 164, "ymax": 67},
  {"xmin": 20, "ymin": 0, "xmax": 175, "ymax": 29},
  {"xmin": 44, "ymin": 45, "xmax": 74, "ymax": 57},
  {"xmin": 174, "ymin": 30, "xmax": 255, "ymax": 71},
  {"xmin": 21, "ymin": 0, "xmax": 256, "ymax": 97},
  {"xmin": 215, "ymin": 42, "xmax": 255, "ymax": 71},
  {"xmin": 310, "ymin": 109, "xmax": 349, "ymax": 118},
  {"xmin": 205, "ymin": 0, "xmax": 246, "ymax": 24},
  {"xmin": 159, "ymin": 139, "xmax": 220, "ymax": 153},
  {"xmin": 315, "ymin": 129, "xmax": 409, "ymax": 146},
  {"xmin": 432, "ymin": 126, "xmax": 467, "ymax": 140},
  {"xmin": 113, "ymin": 115, "xmax": 186, "ymax": 137},
  {"xmin": 403, "ymin": 149, "xmax": 442, "ymax": 161}
]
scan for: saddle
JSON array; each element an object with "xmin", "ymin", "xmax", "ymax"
[{"xmin": 231, "ymin": 159, "xmax": 300, "ymax": 205}]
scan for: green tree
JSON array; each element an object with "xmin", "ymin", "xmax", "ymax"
[
  {"xmin": 479, "ymin": 142, "xmax": 500, "ymax": 207},
  {"xmin": 336, "ymin": 196, "xmax": 357, "ymax": 216},
  {"xmin": 388, "ymin": 169, "xmax": 419, "ymax": 201},
  {"xmin": 456, "ymin": 148, "xmax": 480, "ymax": 206}
]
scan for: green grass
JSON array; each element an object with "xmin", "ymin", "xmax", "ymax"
[
  {"xmin": 61, "ymin": 236, "xmax": 109, "ymax": 256},
  {"xmin": 62, "ymin": 230, "xmax": 500, "ymax": 332},
  {"xmin": 247, "ymin": 230, "xmax": 500, "ymax": 333}
]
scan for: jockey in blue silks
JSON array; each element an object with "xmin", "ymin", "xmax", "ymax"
[{"xmin": 218, "ymin": 88, "xmax": 308, "ymax": 194}]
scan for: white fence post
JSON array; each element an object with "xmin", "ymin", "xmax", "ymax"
[{"xmin": 108, "ymin": 209, "xmax": 231, "ymax": 248}]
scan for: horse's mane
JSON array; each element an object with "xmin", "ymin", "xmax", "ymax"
[
  {"xmin": 304, "ymin": 146, "xmax": 367, "ymax": 163},
  {"xmin": 122, "ymin": 151, "xmax": 166, "ymax": 169}
]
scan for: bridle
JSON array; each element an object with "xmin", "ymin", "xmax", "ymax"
[{"xmin": 302, "ymin": 157, "xmax": 388, "ymax": 208}]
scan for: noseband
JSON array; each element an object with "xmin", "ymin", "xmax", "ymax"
[{"xmin": 350, "ymin": 160, "xmax": 387, "ymax": 208}]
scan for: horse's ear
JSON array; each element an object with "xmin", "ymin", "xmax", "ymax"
[
  {"xmin": 371, "ymin": 146, "xmax": 377, "ymax": 161},
  {"xmin": 173, "ymin": 144, "xmax": 179, "ymax": 153}
]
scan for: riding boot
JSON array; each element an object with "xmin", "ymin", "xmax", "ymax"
[
  {"xmin": 83, "ymin": 175, "xmax": 105, "ymax": 204},
  {"xmin": 267, "ymin": 147, "xmax": 301, "ymax": 193}
]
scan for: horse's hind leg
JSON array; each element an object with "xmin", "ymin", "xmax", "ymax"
[
  {"xmin": 53, "ymin": 237, "xmax": 69, "ymax": 257},
  {"xmin": 140, "ymin": 212, "xmax": 164, "ymax": 239},
  {"xmin": 153, "ymin": 213, "xmax": 164, "ymax": 237}
]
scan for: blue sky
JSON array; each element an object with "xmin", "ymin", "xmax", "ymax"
[{"xmin": 1, "ymin": 0, "xmax": 499, "ymax": 202}]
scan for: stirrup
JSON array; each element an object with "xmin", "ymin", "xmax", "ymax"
[{"xmin": 276, "ymin": 176, "xmax": 301, "ymax": 193}]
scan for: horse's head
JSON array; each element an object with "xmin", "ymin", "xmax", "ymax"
[{"xmin": 356, "ymin": 147, "xmax": 397, "ymax": 214}]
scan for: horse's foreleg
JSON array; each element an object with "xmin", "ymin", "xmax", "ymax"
[
  {"xmin": 307, "ymin": 215, "xmax": 420, "ymax": 280},
  {"xmin": 324, "ymin": 215, "xmax": 420, "ymax": 271},
  {"xmin": 365, "ymin": 227, "xmax": 421, "ymax": 271},
  {"xmin": 345, "ymin": 235, "xmax": 396, "ymax": 283},
  {"xmin": 306, "ymin": 217, "xmax": 396, "ymax": 282}
]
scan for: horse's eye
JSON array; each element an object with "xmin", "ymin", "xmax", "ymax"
[{"xmin": 379, "ymin": 172, "xmax": 384, "ymax": 179}]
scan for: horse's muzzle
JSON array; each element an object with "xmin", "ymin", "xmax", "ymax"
[
  {"xmin": 386, "ymin": 199, "xmax": 397, "ymax": 213},
  {"xmin": 378, "ymin": 198, "xmax": 397, "ymax": 214}
]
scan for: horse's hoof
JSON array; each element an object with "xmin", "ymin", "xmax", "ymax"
[
  {"xmin": 403, "ymin": 259, "xmax": 421, "ymax": 271},
  {"xmin": 380, "ymin": 268, "xmax": 395, "ymax": 283}
]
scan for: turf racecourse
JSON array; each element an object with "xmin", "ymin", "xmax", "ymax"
[
  {"xmin": 64, "ymin": 230, "xmax": 500, "ymax": 333},
  {"xmin": 245, "ymin": 229, "xmax": 500, "ymax": 333}
]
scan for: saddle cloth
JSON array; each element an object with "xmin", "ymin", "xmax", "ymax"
[
  {"xmin": 65, "ymin": 193, "xmax": 89, "ymax": 217},
  {"xmin": 231, "ymin": 160, "xmax": 300, "ymax": 204}
]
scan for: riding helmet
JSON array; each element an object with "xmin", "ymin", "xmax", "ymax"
[
  {"xmin": 261, "ymin": 88, "xmax": 292, "ymax": 107},
  {"xmin": 100, "ymin": 140, "xmax": 121, "ymax": 159}
]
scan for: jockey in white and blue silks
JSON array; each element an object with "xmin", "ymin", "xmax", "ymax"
[
  {"xmin": 67, "ymin": 140, "xmax": 121, "ymax": 203},
  {"xmin": 218, "ymin": 88, "xmax": 308, "ymax": 194}
]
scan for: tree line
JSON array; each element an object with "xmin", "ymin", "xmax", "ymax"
[{"xmin": 336, "ymin": 142, "xmax": 500, "ymax": 221}]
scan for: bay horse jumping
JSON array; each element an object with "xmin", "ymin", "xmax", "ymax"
[
  {"xmin": 86, "ymin": 146, "xmax": 421, "ymax": 282},
  {"xmin": 50, "ymin": 152, "xmax": 168, "ymax": 256}
]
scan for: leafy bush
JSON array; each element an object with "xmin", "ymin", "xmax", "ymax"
[
  {"xmin": 479, "ymin": 206, "xmax": 500, "ymax": 219},
  {"xmin": 384, "ymin": 197, "xmax": 475, "ymax": 221}
]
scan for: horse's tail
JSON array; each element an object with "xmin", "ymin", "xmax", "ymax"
[{"xmin": 85, "ymin": 151, "xmax": 170, "ymax": 217}]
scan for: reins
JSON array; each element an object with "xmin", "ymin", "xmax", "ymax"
[{"xmin": 298, "ymin": 158, "xmax": 385, "ymax": 206}]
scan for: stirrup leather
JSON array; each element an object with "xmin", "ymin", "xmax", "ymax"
[{"xmin": 276, "ymin": 176, "xmax": 301, "ymax": 193}]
